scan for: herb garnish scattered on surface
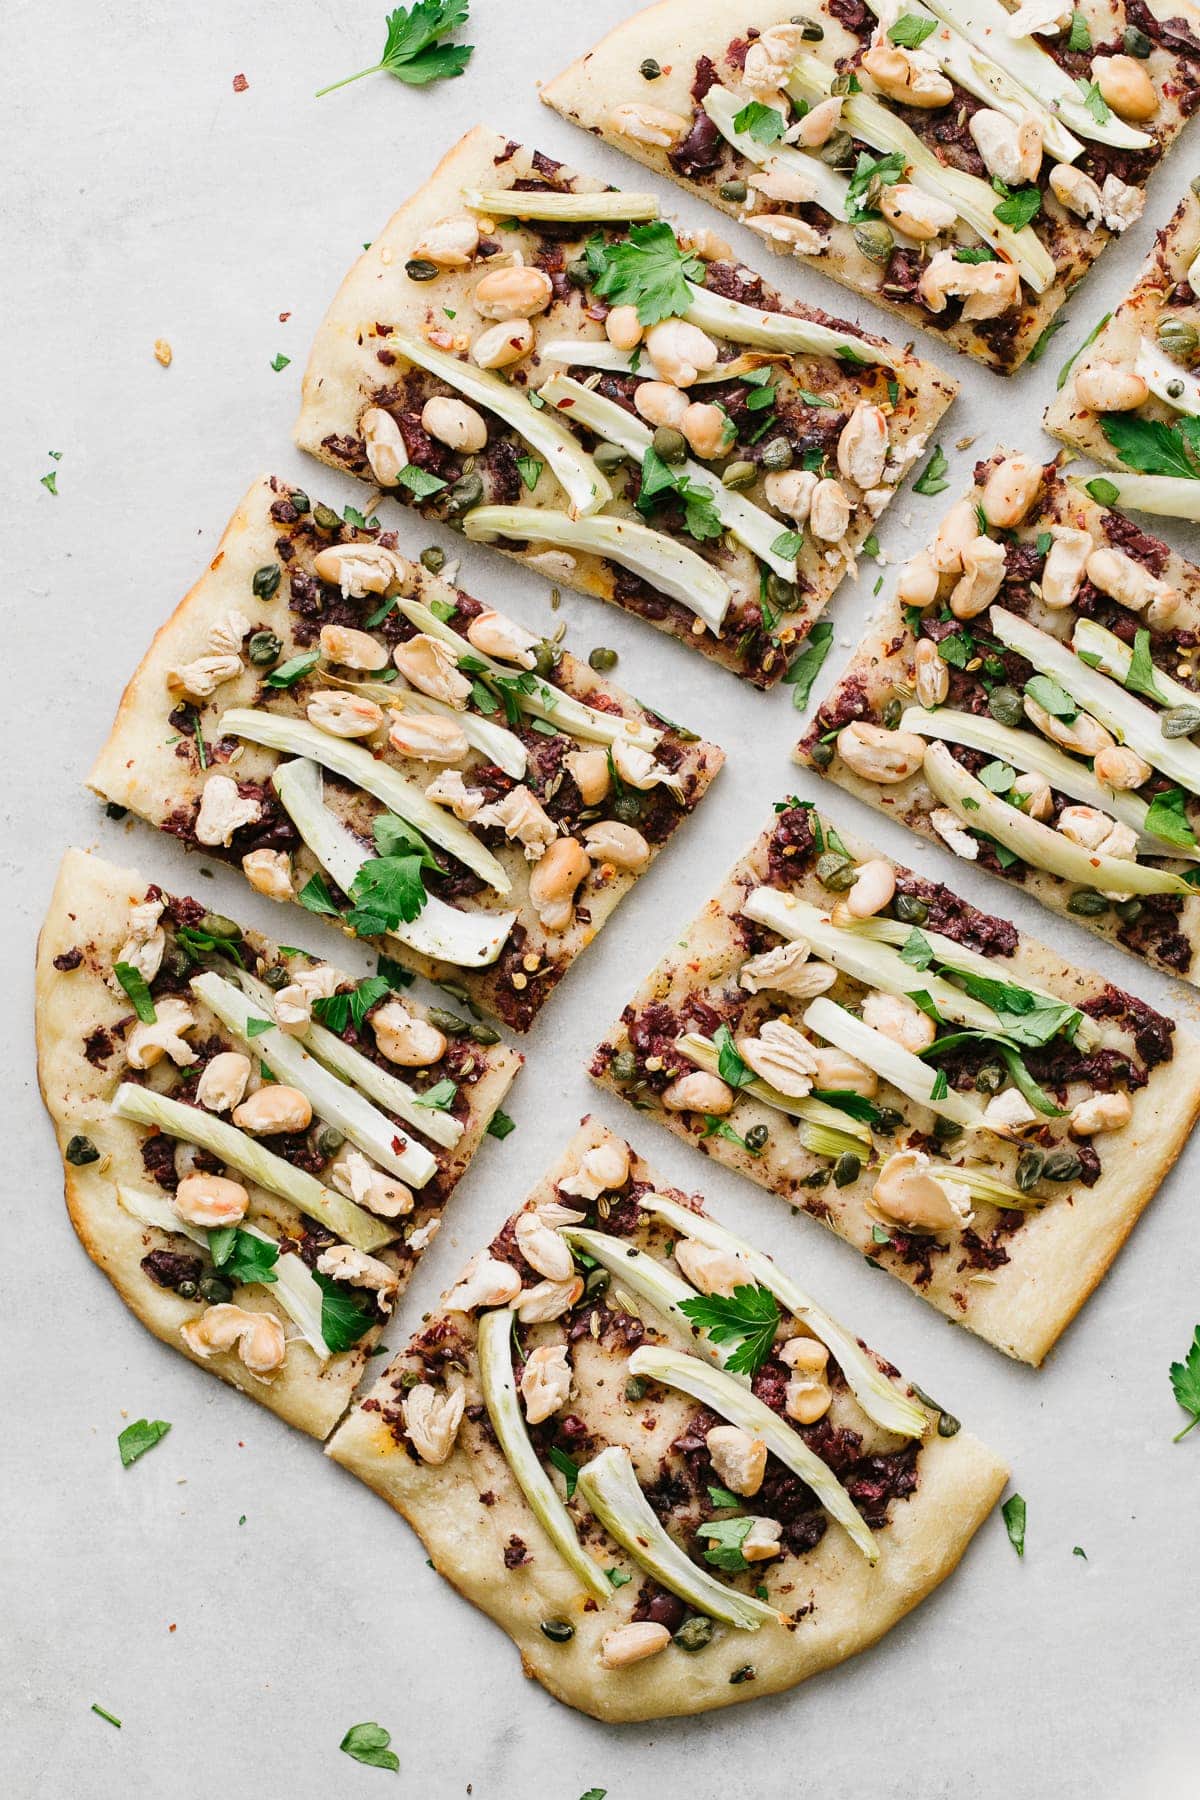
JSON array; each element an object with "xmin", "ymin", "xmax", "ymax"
[{"xmin": 317, "ymin": 1, "xmax": 474, "ymax": 98}]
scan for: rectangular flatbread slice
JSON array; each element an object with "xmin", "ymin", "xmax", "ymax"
[
  {"xmin": 1044, "ymin": 186, "xmax": 1200, "ymax": 516},
  {"xmin": 36, "ymin": 848, "xmax": 520, "ymax": 1438},
  {"xmin": 327, "ymin": 1117, "xmax": 1006, "ymax": 1721},
  {"xmin": 543, "ymin": 0, "xmax": 1200, "ymax": 374},
  {"xmin": 590, "ymin": 796, "xmax": 1200, "ymax": 1364},
  {"xmin": 294, "ymin": 123, "xmax": 955, "ymax": 687},
  {"xmin": 88, "ymin": 475, "xmax": 722, "ymax": 1032},
  {"xmin": 798, "ymin": 446, "xmax": 1200, "ymax": 980}
]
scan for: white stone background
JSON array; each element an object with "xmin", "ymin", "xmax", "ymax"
[{"xmin": 4, "ymin": 3, "xmax": 1200, "ymax": 1796}]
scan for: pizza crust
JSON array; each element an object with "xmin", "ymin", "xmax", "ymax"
[
  {"xmin": 542, "ymin": 0, "xmax": 1200, "ymax": 374},
  {"xmin": 328, "ymin": 1118, "xmax": 1008, "ymax": 1721},
  {"xmin": 589, "ymin": 810, "xmax": 1200, "ymax": 1365},
  {"xmin": 86, "ymin": 474, "xmax": 722, "ymax": 1031},
  {"xmin": 35, "ymin": 848, "xmax": 520, "ymax": 1437}
]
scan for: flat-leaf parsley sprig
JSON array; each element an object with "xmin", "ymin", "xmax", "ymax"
[{"xmin": 316, "ymin": 1, "xmax": 474, "ymax": 98}]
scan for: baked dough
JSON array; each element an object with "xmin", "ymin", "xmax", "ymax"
[
  {"xmin": 328, "ymin": 1117, "xmax": 1008, "ymax": 1721},
  {"xmin": 36, "ymin": 848, "xmax": 520, "ymax": 1436},
  {"xmin": 590, "ymin": 801, "xmax": 1200, "ymax": 1364}
]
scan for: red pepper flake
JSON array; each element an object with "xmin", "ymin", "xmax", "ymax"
[
  {"xmin": 278, "ymin": 311, "xmax": 291, "ymax": 323},
  {"xmin": 391, "ymin": 1134, "xmax": 409, "ymax": 1153},
  {"xmin": 232, "ymin": 72, "xmax": 249, "ymax": 93},
  {"xmin": 168, "ymin": 1623, "xmax": 177, "ymax": 1633}
]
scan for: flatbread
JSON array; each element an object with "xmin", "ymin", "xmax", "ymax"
[
  {"xmin": 294, "ymin": 124, "xmax": 955, "ymax": 685},
  {"xmin": 798, "ymin": 448, "xmax": 1200, "ymax": 981},
  {"xmin": 590, "ymin": 800, "xmax": 1200, "ymax": 1365},
  {"xmin": 542, "ymin": 0, "xmax": 1200, "ymax": 374},
  {"xmin": 1044, "ymin": 187, "xmax": 1200, "ymax": 469},
  {"xmin": 327, "ymin": 1117, "xmax": 1007, "ymax": 1722},
  {"xmin": 87, "ymin": 474, "xmax": 722, "ymax": 1032},
  {"xmin": 36, "ymin": 849, "xmax": 520, "ymax": 1437}
]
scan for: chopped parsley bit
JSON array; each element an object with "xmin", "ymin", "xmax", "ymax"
[
  {"xmin": 398, "ymin": 463, "xmax": 448, "ymax": 498},
  {"xmin": 269, "ymin": 353, "xmax": 290, "ymax": 372},
  {"xmin": 1073, "ymin": 1545, "xmax": 1087, "ymax": 1559},
  {"xmin": 245, "ymin": 1016, "xmax": 274, "ymax": 1039},
  {"xmin": 913, "ymin": 443, "xmax": 950, "ymax": 496},
  {"xmin": 311, "ymin": 973, "xmax": 392, "ymax": 1033},
  {"xmin": 707, "ymin": 1482, "xmax": 742, "ymax": 1509},
  {"xmin": 549, "ymin": 1446, "xmax": 580, "ymax": 1495},
  {"xmin": 1027, "ymin": 315, "xmax": 1067, "ymax": 365},
  {"xmin": 316, "ymin": 0, "xmax": 474, "ymax": 97},
  {"xmin": 413, "ymin": 1076, "xmax": 458, "ymax": 1110},
  {"xmin": 678, "ymin": 1284, "xmax": 781, "ymax": 1376},
  {"xmin": 606, "ymin": 1568, "xmax": 633, "ymax": 1588},
  {"xmin": 1067, "ymin": 9, "xmax": 1091, "ymax": 49},
  {"xmin": 771, "ymin": 528, "xmax": 804, "ymax": 559},
  {"xmin": 1075, "ymin": 78, "xmax": 1111, "ymax": 125},
  {"xmin": 888, "ymin": 11, "xmax": 937, "ymax": 47},
  {"xmin": 113, "ymin": 961, "xmax": 157, "ymax": 1024},
  {"xmin": 697, "ymin": 1516, "xmax": 754, "ymax": 1572},
  {"xmin": 516, "ymin": 453, "xmax": 543, "ymax": 491},
  {"xmin": 117, "ymin": 1418, "xmax": 171, "ymax": 1467},
  {"xmin": 782, "ymin": 620, "xmax": 833, "ymax": 711},
  {"xmin": 732, "ymin": 99, "xmax": 787, "ymax": 144},
  {"xmin": 339, "ymin": 1721, "xmax": 400, "ymax": 1772},
  {"xmin": 91, "ymin": 1704, "xmax": 122, "ymax": 1728},
  {"xmin": 1086, "ymin": 477, "xmax": 1121, "ymax": 506},
  {"xmin": 1001, "ymin": 1492, "xmax": 1027, "ymax": 1557},
  {"xmin": 1169, "ymin": 1324, "xmax": 1200, "ymax": 1440},
  {"xmin": 992, "ymin": 179, "xmax": 1041, "ymax": 231},
  {"xmin": 238, "ymin": 1514, "xmax": 247, "ymax": 1525},
  {"xmin": 929, "ymin": 1068, "xmax": 949, "ymax": 1101},
  {"xmin": 297, "ymin": 871, "xmax": 341, "ymax": 918},
  {"xmin": 1056, "ymin": 312, "xmax": 1111, "ymax": 390},
  {"xmin": 40, "ymin": 469, "xmax": 59, "ymax": 495},
  {"xmin": 487, "ymin": 1107, "xmax": 516, "ymax": 1140}
]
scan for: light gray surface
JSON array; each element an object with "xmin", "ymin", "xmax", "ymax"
[{"xmin": 4, "ymin": 3, "xmax": 1200, "ymax": 1795}]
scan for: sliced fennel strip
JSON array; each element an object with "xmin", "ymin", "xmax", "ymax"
[
  {"xmin": 463, "ymin": 505, "xmax": 732, "ymax": 634},
  {"xmin": 117, "ymin": 1186, "xmax": 335, "ymax": 1360},
  {"xmin": 1135, "ymin": 337, "xmax": 1200, "ymax": 419},
  {"xmin": 396, "ymin": 598, "xmax": 661, "ymax": 750},
  {"xmin": 898, "ymin": 708, "xmax": 1200, "ymax": 861},
  {"xmin": 628, "ymin": 1344, "xmax": 878, "ymax": 1562},
  {"xmin": 273, "ymin": 760, "xmax": 515, "ymax": 969},
  {"xmin": 191, "ymin": 970, "xmax": 437, "ymax": 1187},
  {"xmin": 387, "ymin": 330, "xmax": 611, "ymax": 518},
  {"xmin": 638, "ymin": 1194, "xmax": 927, "ymax": 1438},
  {"xmin": 221, "ymin": 708, "xmax": 511, "ymax": 895},
  {"xmin": 110, "ymin": 1083, "xmax": 394, "ymax": 1253},
  {"xmin": 701, "ymin": 84, "xmax": 854, "ymax": 223},
  {"xmin": 237, "ymin": 967, "xmax": 463, "ymax": 1150},
  {"xmin": 577, "ymin": 1446, "xmax": 780, "ymax": 1630},
  {"xmin": 676, "ymin": 1032, "xmax": 872, "ymax": 1152},
  {"xmin": 561, "ymin": 1226, "xmax": 733, "ymax": 1371},
  {"xmin": 1067, "ymin": 472, "xmax": 1200, "ymax": 523},
  {"xmin": 539, "ymin": 371, "xmax": 796, "ymax": 579},
  {"xmin": 922, "ymin": 740, "xmax": 1193, "ymax": 895},
  {"xmin": 476, "ymin": 1308, "xmax": 611, "ymax": 1602},
  {"xmin": 990, "ymin": 607, "xmax": 1200, "ymax": 794},
  {"xmin": 803, "ymin": 996, "xmax": 990, "ymax": 1133},
  {"xmin": 683, "ymin": 280, "xmax": 899, "ymax": 370},
  {"xmin": 462, "ymin": 187, "xmax": 661, "ymax": 223},
  {"xmin": 537, "ymin": 340, "xmax": 786, "ymax": 387}
]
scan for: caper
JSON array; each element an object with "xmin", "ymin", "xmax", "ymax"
[
  {"xmin": 1113, "ymin": 897, "xmax": 1143, "ymax": 924},
  {"xmin": 199, "ymin": 1275, "xmax": 233, "ymax": 1305},
  {"xmin": 760, "ymin": 437, "xmax": 794, "ymax": 473},
  {"xmin": 594, "ymin": 441, "xmax": 628, "ymax": 474},
  {"xmin": 722, "ymin": 458, "xmax": 756, "ymax": 489},
  {"xmin": 1168, "ymin": 378, "xmax": 1186, "ymax": 399},
  {"xmin": 639, "ymin": 56, "xmax": 662, "ymax": 79},
  {"xmin": 444, "ymin": 471, "xmax": 484, "ymax": 516},
  {"xmin": 468, "ymin": 1023, "xmax": 500, "ymax": 1046},
  {"xmin": 566, "ymin": 254, "xmax": 592, "ymax": 289},
  {"xmin": 289, "ymin": 489, "xmax": 310, "ymax": 514},
  {"xmin": 176, "ymin": 1279, "xmax": 199, "ymax": 1301},
  {"xmin": 1161, "ymin": 704, "xmax": 1200, "ymax": 737},
  {"xmin": 652, "ymin": 425, "xmax": 687, "ymax": 465},
  {"xmin": 1156, "ymin": 316, "xmax": 1199, "ymax": 363},
  {"xmin": 988, "ymin": 685, "xmax": 1024, "ymax": 728},
  {"xmin": 881, "ymin": 697, "xmax": 902, "ymax": 731},
  {"xmin": 65, "ymin": 1134, "xmax": 100, "ymax": 1166},
  {"xmin": 1016, "ymin": 1148, "xmax": 1045, "ymax": 1192},
  {"xmin": 974, "ymin": 1062, "xmax": 1005, "ymax": 1095},
  {"xmin": 874, "ymin": 1107, "xmax": 905, "ymax": 1136},
  {"xmin": 252, "ymin": 563, "xmax": 281, "ymax": 600},
  {"xmin": 405, "ymin": 258, "xmax": 439, "ymax": 281},
  {"xmin": 262, "ymin": 964, "xmax": 290, "ymax": 990},
  {"xmin": 729, "ymin": 1664, "xmax": 756, "ymax": 1685},
  {"xmin": 584, "ymin": 1266, "xmax": 611, "ymax": 1299},
  {"xmin": 894, "ymin": 893, "xmax": 928, "ymax": 926},
  {"xmin": 674, "ymin": 1616, "xmax": 715, "ymax": 1653},
  {"xmin": 420, "ymin": 545, "xmax": 446, "ymax": 574},
  {"xmin": 833, "ymin": 1151, "xmax": 862, "ymax": 1188},
  {"xmin": 540, "ymin": 1619, "xmax": 575, "ymax": 1643},
  {"xmin": 809, "ymin": 739, "xmax": 834, "ymax": 769},
  {"xmin": 744, "ymin": 1122, "xmax": 770, "ymax": 1153},
  {"xmin": 719, "ymin": 179, "xmax": 748, "ymax": 203},
  {"xmin": 817, "ymin": 128, "xmax": 854, "ymax": 168},
  {"xmin": 198, "ymin": 912, "xmax": 240, "ymax": 940},
  {"xmin": 158, "ymin": 943, "xmax": 189, "ymax": 983},
  {"xmin": 830, "ymin": 72, "xmax": 855, "ymax": 95},
  {"xmin": 937, "ymin": 1409, "xmax": 962, "ymax": 1438},
  {"xmin": 798, "ymin": 18, "xmax": 825, "ymax": 38},
  {"xmin": 624, "ymin": 1375, "xmax": 648, "ymax": 1402},
  {"xmin": 1043, "ymin": 1147, "xmax": 1083, "ymax": 1183},
  {"xmin": 611, "ymin": 1049, "xmax": 638, "ymax": 1083},
  {"xmin": 312, "ymin": 502, "xmax": 341, "ymax": 533},
  {"xmin": 532, "ymin": 639, "xmax": 561, "ymax": 677},
  {"xmin": 802, "ymin": 1167, "xmax": 830, "ymax": 1188},
  {"xmin": 816, "ymin": 850, "xmax": 857, "ymax": 891},
  {"xmin": 613, "ymin": 792, "xmax": 643, "ymax": 825},
  {"xmin": 1067, "ymin": 889, "xmax": 1108, "ymax": 916},
  {"xmin": 854, "ymin": 220, "xmax": 895, "ymax": 266},
  {"xmin": 1123, "ymin": 23, "xmax": 1153, "ymax": 55},
  {"xmin": 932, "ymin": 1116, "xmax": 963, "ymax": 1143},
  {"xmin": 247, "ymin": 630, "xmax": 282, "ymax": 667},
  {"xmin": 589, "ymin": 646, "xmax": 618, "ymax": 672},
  {"xmin": 316, "ymin": 1125, "xmax": 345, "ymax": 1159},
  {"xmin": 105, "ymin": 801, "xmax": 128, "ymax": 820},
  {"xmin": 765, "ymin": 572, "xmax": 797, "ymax": 614},
  {"xmin": 428, "ymin": 1007, "xmax": 470, "ymax": 1036}
]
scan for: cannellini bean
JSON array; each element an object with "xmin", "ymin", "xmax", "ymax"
[
  {"xmin": 1085, "ymin": 547, "xmax": 1178, "ymax": 621},
  {"xmin": 559, "ymin": 1138, "xmax": 630, "ymax": 1200},
  {"xmin": 520, "ymin": 1343, "xmax": 572, "ymax": 1425},
  {"xmin": 1040, "ymin": 526, "xmax": 1094, "ymax": 609},
  {"xmin": 320, "ymin": 624, "xmax": 389, "ymax": 671},
  {"xmin": 403, "ymin": 1383, "xmax": 465, "ymax": 1463},
  {"xmin": 472, "ymin": 264, "xmax": 554, "ymax": 320},
  {"xmin": 748, "ymin": 164, "xmax": 820, "ymax": 206},
  {"xmin": 870, "ymin": 1150, "xmax": 973, "ymax": 1235},
  {"xmin": 125, "ymin": 997, "xmax": 198, "ymax": 1071},
  {"xmin": 932, "ymin": 498, "xmax": 980, "ymax": 575},
  {"xmin": 1094, "ymin": 744, "xmax": 1152, "ymax": 790},
  {"xmin": 372, "ymin": 1002, "xmax": 447, "ymax": 1067},
  {"xmin": 528, "ymin": 837, "xmax": 590, "ymax": 933},
  {"xmin": 879, "ymin": 182, "xmax": 956, "ymax": 240},
  {"xmin": 387, "ymin": 711, "xmax": 470, "ymax": 762},
  {"xmin": 864, "ymin": 989, "xmax": 938, "ymax": 1054},
  {"xmin": 331, "ymin": 1150, "xmax": 413, "ymax": 1219},
  {"xmin": 929, "ymin": 807, "xmax": 979, "ymax": 860},
  {"xmin": 513, "ymin": 1276, "xmax": 584, "ymax": 1322},
  {"xmin": 643, "ymin": 319, "xmax": 719, "ymax": 387},
  {"xmin": 785, "ymin": 1377, "xmax": 832, "ymax": 1424},
  {"xmin": 662, "ymin": 1070, "xmax": 735, "ymax": 1114},
  {"xmin": 306, "ymin": 690, "xmax": 385, "ymax": 739},
  {"xmin": 743, "ymin": 21, "xmax": 806, "ymax": 96},
  {"xmin": 181, "ymin": 1304, "xmax": 287, "ymax": 1376},
  {"xmin": 1024, "ymin": 695, "xmax": 1114, "ymax": 758},
  {"xmin": 969, "ymin": 109, "xmax": 1043, "ymax": 186},
  {"xmin": 393, "ymin": 633, "xmax": 472, "ymax": 706},
  {"xmin": 845, "ymin": 858, "xmax": 896, "ymax": 919},
  {"xmin": 1012, "ymin": 770, "xmax": 1053, "ymax": 820},
  {"xmin": 782, "ymin": 1336, "xmax": 829, "ymax": 1375},
  {"xmin": 194, "ymin": 775, "xmax": 262, "ymax": 848},
  {"xmin": 837, "ymin": 721, "xmax": 926, "ymax": 783},
  {"xmin": 232, "ymin": 1086, "xmax": 312, "ymax": 1134},
  {"xmin": 196, "ymin": 1050, "xmax": 252, "ymax": 1113},
  {"xmin": 421, "ymin": 396, "xmax": 488, "ymax": 453},
  {"xmin": 1100, "ymin": 174, "xmax": 1144, "ymax": 234},
  {"xmin": 981, "ymin": 454, "xmax": 1043, "ymax": 528},
  {"xmin": 413, "ymin": 215, "xmax": 479, "ymax": 268},
  {"xmin": 634, "ymin": 380, "xmax": 690, "ymax": 430},
  {"xmin": 1050, "ymin": 163, "xmax": 1104, "ymax": 229},
  {"xmin": 837, "ymin": 403, "xmax": 889, "ymax": 490},
  {"xmin": 444, "ymin": 1254, "xmax": 522, "ymax": 1314},
  {"xmin": 515, "ymin": 1212, "xmax": 576, "ymax": 1283},
  {"xmin": 764, "ymin": 469, "xmax": 817, "ymax": 523},
  {"xmin": 241, "ymin": 848, "xmax": 294, "ymax": 902},
  {"xmin": 737, "ymin": 1018, "xmax": 818, "ymax": 1098},
  {"xmin": 1069, "ymin": 1091, "xmax": 1133, "ymax": 1137},
  {"xmin": 599, "ymin": 1623, "xmax": 671, "ymax": 1669},
  {"xmin": 314, "ymin": 542, "xmax": 410, "ymax": 598},
  {"xmin": 919, "ymin": 249, "xmax": 1021, "ymax": 321},
  {"xmin": 679, "ymin": 226, "xmax": 732, "ymax": 262},
  {"xmin": 605, "ymin": 305, "xmax": 643, "ymax": 351},
  {"xmin": 950, "ymin": 536, "xmax": 1007, "ymax": 619},
  {"xmin": 565, "ymin": 746, "xmax": 610, "ymax": 806},
  {"xmin": 316, "ymin": 1245, "xmax": 398, "ymax": 1310},
  {"xmin": 1074, "ymin": 362, "xmax": 1149, "ymax": 412},
  {"xmin": 582, "ymin": 820, "xmax": 651, "ymax": 871},
  {"xmin": 706, "ymin": 1424, "xmax": 767, "ymax": 1497},
  {"xmin": 811, "ymin": 1047, "xmax": 878, "ymax": 1098},
  {"xmin": 607, "ymin": 102, "xmax": 689, "ymax": 148},
  {"xmin": 740, "ymin": 941, "xmax": 834, "ymax": 1001},
  {"xmin": 914, "ymin": 636, "xmax": 950, "ymax": 708},
  {"xmin": 898, "ymin": 549, "xmax": 942, "ymax": 610},
  {"xmin": 472, "ymin": 319, "xmax": 534, "ymax": 369},
  {"xmin": 746, "ymin": 214, "xmax": 828, "ymax": 256},
  {"xmin": 168, "ymin": 654, "xmax": 243, "ymax": 700},
  {"xmin": 680, "ymin": 401, "xmax": 731, "ymax": 459},
  {"xmin": 1093, "ymin": 54, "xmax": 1158, "ymax": 121},
  {"xmin": 796, "ymin": 95, "xmax": 845, "ymax": 148},
  {"xmin": 810, "ymin": 478, "xmax": 851, "ymax": 542},
  {"xmin": 173, "ymin": 1173, "xmax": 249, "ymax": 1228},
  {"xmin": 360, "ymin": 407, "xmax": 408, "ymax": 486},
  {"xmin": 861, "ymin": 40, "xmax": 953, "ymax": 107},
  {"xmin": 466, "ymin": 607, "xmax": 539, "ymax": 667},
  {"xmin": 674, "ymin": 1239, "xmax": 747, "ymax": 1297},
  {"xmin": 982, "ymin": 1088, "xmax": 1040, "ymax": 1136}
]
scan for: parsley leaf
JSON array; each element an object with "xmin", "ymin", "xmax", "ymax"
[
  {"xmin": 1001, "ymin": 1493, "xmax": 1026, "ymax": 1556},
  {"xmin": 269, "ymin": 353, "xmax": 290, "ymax": 373},
  {"xmin": 344, "ymin": 813, "xmax": 441, "ymax": 937},
  {"xmin": 771, "ymin": 528, "xmax": 805, "ymax": 559},
  {"xmin": 707, "ymin": 1482, "xmax": 742, "ymax": 1509},
  {"xmin": 845, "ymin": 149, "xmax": 907, "ymax": 223},
  {"xmin": 1057, "ymin": 312, "xmax": 1111, "ymax": 390},
  {"xmin": 993, "ymin": 185, "xmax": 1041, "ymax": 230},
  {"xmin": 317, "ymin": 1, "xmax": 474, "ymax": 97},
  {"xmin": 1067, "ymin": 9, "xmax": 1091, "ymax": 49},
  {"xmin": 733, "ymin": 100, "xmax": 786, "ymax": 144},
  {"xmin": 712, "ymin": 1023, "xmax": 756, "ymax": 1090},
  {"xmin": 413, "ymin": 1076, "xmax": 458, "ymax": 1110},
  {"xmin": 516, "ymin": 454, "xmax": 543, "ymax": 491},
  {"xmin": 209, "ymin": 1228, "xmax": 280, "ymax": 1287},
  {"xmin": 811, "ymin": 1088, "xmax": 882, "ymax": 1124},
  {"xmin": 1123, "ymin": 628, "xmax": 1170, "ymax": 705},
  {"xmin": 590, "ymin": 221, "xmax": 705, "ymax": 325},
  {"xmin": 1025, "ymin": 674, "xmax": 1078, "ymax": 720},
  {"xmin": 697, "ymin": 1516, "xmax": 754, "ymax": 1572},
  {"xmin": 782, "ymin": 621, "xmax": 833, "ymax": 711},
  {"xmin": 1076, "ymin": 78, "xmax": 1111, "ymax": 125},
  {"xmin": 1144, "ymin": 786, "xmax": 1198, "ymax": 851},
  {"xmin": 953, "ymin": 245, "xmax": 998, "ymax": 264},
  {"xmin": 339, "ymin": 1721, "xmax": 400, "ymax": 1772},
  {"xmin": 929, "ymin": 1068, "xmax": 949, "ymax": 1102},
  {"xmin": 677, "ymin": 1284, "xmax": 781, "ymax": 1376},
  {"xmin": 1027, "ymin": 316, "xmax": 1067, "ymax": 366},
  {"xmin": 265, "ymin": 649, "xmax": 320, "ymax": 689},
  {"xmin": 979, "ymin": 759, "xmax": 1017, "ymax": 794},
  {"xmin": 316, "ymin": 1273, "xmax": 376, "ymax": 1352},
  {"xmin": 297, "ymin": 871, "xmax": 341, "ymax": 917},
  {"xmin": 549, "ymin": 1446, "xmax": 580, "ymax": 1496},
  {"xmin": 113, "ymin": 961, "xmax": 156, "ymax": 1023},
  {"xmin": 1100, "ymin": 412, "xmax": 1200, "ymax": 481},
  {"xmin": 888, "ymin": 12, "xmax": 937, "ymax": 46},
  {"xmin": 949, "ymin": 971, "xmax": 1081, "ymax": 1046},
  {"xmin": 118, "ymin": 1418, "xmax": 171, "ymax": 1468},
  {"xmin": 900, "ymin": 927, "xmax": 934, "ymax": 970},
  {"xmin": 635, "ymin": 445, "xmax": 723, "ymax": 541},
  {"xmin": 487, "ymin": 1108, "xmax": 516, "ymax": 1140},
  {"xmin": 398, "ymin": 464, "xmax": 448, "ymax": 499},
  {"xmin": 312, "ymin": 974, "xmax": 393, "ymax": 1033},
  {"xmin": 913, "ymin": 443, "xmax": 950, "ymax": 495},
  {"xmin": 1170, "ymin": 1325, "xmax": 1200, "ymax": 1440}
]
